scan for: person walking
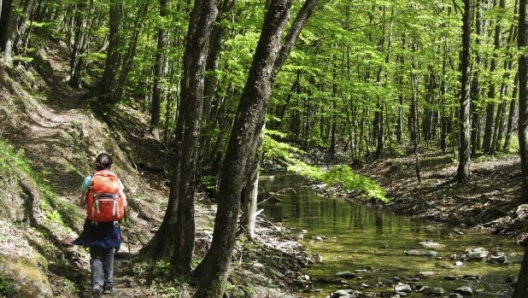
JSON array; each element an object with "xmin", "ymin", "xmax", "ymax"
[{"xmin": 73, "ymin": 153, "xmax": 127, "ymax": 297}]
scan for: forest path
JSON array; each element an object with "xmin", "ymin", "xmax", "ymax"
[{"xmin": 3, "ymin": 47, "xmax": 162, "ymax": 297}]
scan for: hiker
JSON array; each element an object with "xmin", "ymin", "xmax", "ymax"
[{"xmin": 73, "ymin": 153, "xmax": 127, "ymax": 297}]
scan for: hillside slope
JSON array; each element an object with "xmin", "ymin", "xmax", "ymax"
[
  {"xmin": 0, "ymin": 44, "xmax": 176, "ymax": 297},
  {"xmin": 0, "ymin": 43, "xmax": 313, "ymax": 298}
]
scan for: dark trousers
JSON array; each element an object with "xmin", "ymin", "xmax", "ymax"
[{"xmin": 89, "ymin": 246, "xmax": 115, "ymax": 290}]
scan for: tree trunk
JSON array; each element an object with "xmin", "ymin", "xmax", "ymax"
[
  {"xmin": 495, "ymin": 13, "xmax": 517, "ymax": 153},
  {"xmin": 396, "ymin": 37, "xmax": 405, "ymax": 144},
  {"xmin": 115, "ymin": 3, "xmax": 149, "ymax": 102},
  {"xmin": 199, "ymin": 0, "xmax": 236, "ymax": 170},
  {"xmin": 482, "ymin": 0, "xmax": 503, "ymax": 154},
  {"xmin": 518, "ymin": 0, "xmax": 528, "ymax": 203},
  {"xmin": 456, "ymin": 0, "xmax": 472, "ymax": 184},
  {"xmin": 274, "ymin": 70, "xmax": 300, "ymax": 129},
  {"xmin": 150, "ymin": 0, "xmax": 167, "ymax": 140},
  {"xmin": 203, "ymin": 0, "xmax": 235, "ymax": 121},
  {"xmin": 242, "ymin": 123, "xmax": 265, "ymax": 241},
  {"xmin": 504, "ymin": 72, "xmax": 518, "ymax": 152},
  {"xmin": 410, "ymin": 37, "xmax": 421, "ymax": 182},
  {"xmin": 13, "ymin": 0, "xmax": 36, "ymax": 53},
  {"xmin": 169, "ymin": 0, "xmax": 218, "ymax": 275},
  {"xmin": 94, "ymin": 0, "xmax": 123, "ymax": 107},
  {"xmin": 0, "ymin": 0, "xmax": 16, "ymax": 65},
  {"xmin": 194, "ymin": 1, "xmax": 295, "ymax": 297},
  {"xmin": 440, "ymin": 31, "xmax": 449, "ymax": 153},
  {"xmin": 140, "ymin": 0, "xmax": 217, "ymax": 267},
  {"xmin": 514, "ymin": 1, "xmax": 528, "ymax": 296},
  {"xmin": 470, "ymin": 0, "xmax": 483, "ymax": 156},
  {"xmin": 515, "ymin": 244, "xmax": 528, "ymax": 297},
  {"xmin": 69, "ymin": 2, "xmax": 90, "ymax": 88}
]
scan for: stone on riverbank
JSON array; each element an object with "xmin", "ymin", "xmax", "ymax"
[
  {"xmin": 454, "ymin": 286, "xmax": 473, "ymax": 295},
  {"xmin": 335, "ymin": 271, "xmax": 355, "ymax": 279},
  {"xmin": 404, "ymin": 249, "xmax": 439, "ymax": 257}
]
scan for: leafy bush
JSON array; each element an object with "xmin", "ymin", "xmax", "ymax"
[{"xmin": 0, "ymin": 274, "xmax": 15, "ymax": 297}]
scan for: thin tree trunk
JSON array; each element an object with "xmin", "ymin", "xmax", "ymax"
[
  {"xmin": 456, "ymin": 0, "xmax": 472, "ymax": 184},
  {"xmin": 242, "ymin": 123, "xmax": 265, "ymax": 241},
  {"xmin": 13, "ymin": 0, "xmax": 36, "ymax": 52},
  {"xmin": 504, "ymin": 2, "xmax": 519, "ymax": 152},
  {"xmin": 69, "ymin": 1, "xmax": 92, "ymax": 88},
  {"xmin": 115, "ymin": 3, "xmax": 149, "ymax": 102},
  {"xmin": 504, "ymin": 72, "xmax": 518, "ymax": 152},
  {"xmin": 150, "ymin": 0, "xmax": 167, "ymax": 140},
  {"xmin": 203, "ymin": 0, "xmax": 235, "ymax": 121},
  {"xmin": 410, "ymin": 37, "xmax": 421, "ymax": 182},
  {"xmin": 483, "ymin": 0, "xmax": 503, "ymax": 154},
  {"xmin": 94, "ymin": 0, "xmax": 123, "ymax": 106},
  {"xmin": 275, "ymin": 70, "xmax": 300, "ymax": 129},
  {"xmin": 471, "ymin": 0, "xmax": 483, "ymax": 156},
  {"xmin": 0, "ymin": 0, "xmax": 16, "ymax": 65},
  {"xmin": 396, "ymin": 35, "xmax": 406, "ymax": 144}
]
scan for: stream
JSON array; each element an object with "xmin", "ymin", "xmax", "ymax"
[{"xmin": 259, "ymin": 173, "xmax": 524, "ymax": 297}]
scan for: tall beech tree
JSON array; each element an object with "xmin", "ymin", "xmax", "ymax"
[
  {"xmin": 514, "ymin": 0, "xmax": 528, "ymax": 294},
  {"xmin": 94, "ymin": 0, "xmax": 123, "ymax": 106},
  {"xmin": 482, "ymin": 0, "xmax": 504, "ymax": 154},
  {"xmin": 519, "ymin": 0, "xmax": 528, "ymax": 203},
  {"xmin": 456, "ymin": 0, "xmax": 472, "ymax": 184},
  {"xmin": 150, "ymin": 0, "xmax": 168, "ymax": 140},
  {"xmin": 241, "ymin": 0, "xmax": 318, "ymax": 240},
  {"xmin": 170, "ymin": 0, "xmax": 219, "ymax": 274},
  {"xmin": 140, "ymin": 0, "xmax": 218, "ymax": 275},
  {"xmin": 471, "ymin": 0, "xmax": 484, "ymax": 156},
  {"xmin": 194, "ymin": 0, "xmax": 317, "ymax": 296}
]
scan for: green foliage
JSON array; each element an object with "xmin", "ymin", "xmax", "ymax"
[
  {"xmin": 201, "ymin": 175, "xmax": 217, "ymax": 192},
  {"xmin": 0, "ymin": 274, "xmax": 14, "ymax": 297},
  {"xmin": 0, "ymin": 139, "xmax": 28, "ymax": 182},
  {"xmin": 506, "ymin": 135, "xmax": 520, "ymax": 154},
  {"xmin": 133, "ymin": 261, "xmax": 187, "ymax": 297},
  {"xmin": 263, "ymin": 130, "xmax": 305, "ymax": 160},
  {"xmin": 0, "ymin": 138, "xmax": 71, "ymax": 225},
  {"xmin": 12, "ymin": 56, "xmax": 34, "ymax": 63},
  {"xmin": 324, "ymin": 165, "xmax": 387, "ymax": 202},
  {"xmin": 46, "ymin": 210, "xmax": 63, "ymax": 224},
  {"xmin": 263, "ymin": 132, "xmax": 387, "ymax": 202},
  {"xmin": 60, "ymin": 278, "xmax": 78, "ymax": 296}
]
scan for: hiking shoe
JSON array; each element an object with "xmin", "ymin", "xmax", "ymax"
[
  {"xmin": 92, "ymin": 285, "xmax": 102, "ymax": 298},
  {"xmin": 103, "ymin": 288, "xmax": 113, "ymax": 294}
]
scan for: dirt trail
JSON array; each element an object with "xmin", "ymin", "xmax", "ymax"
[{"xmin": 0, "ymin": 48, "xmax": 163, "ymax": 297}]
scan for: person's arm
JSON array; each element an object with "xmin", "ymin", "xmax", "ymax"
[
  {"xmin": 79, "ymin": 190, "xmax": 87, "ymax": 206},
  {"xmin": 79, "ymin": 176, "xmax": 91, "ymax": 207}
]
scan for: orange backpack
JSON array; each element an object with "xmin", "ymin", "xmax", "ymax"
[{"xmin": 86, "ymin": 170, "xmax": 125, "ymax": 222}]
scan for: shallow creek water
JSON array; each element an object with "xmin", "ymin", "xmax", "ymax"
[{"xmin": 259, "ymin": 174, "xmax": 524, "ymax": 297}]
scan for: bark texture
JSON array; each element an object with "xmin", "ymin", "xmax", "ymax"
[{"xmin": 194, "ymin": 1, "xmax": 293, "ymax": 297}]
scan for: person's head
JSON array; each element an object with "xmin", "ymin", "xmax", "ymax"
[{"xmin": 95, "ymin": 153, "xmax": 113, "ymax": 171}]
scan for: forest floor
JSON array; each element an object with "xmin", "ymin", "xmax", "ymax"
[{"xmin": 355, "ymin": 149, "xmax": 528, "ymax": 242}]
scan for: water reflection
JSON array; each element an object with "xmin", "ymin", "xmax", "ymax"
[
  {"xmin": 260, "ymin": 173, "xmax": 522, "ymax": 297},
  {"xmin": 262, "ymin": 174, "xmax": 430, "ymax": 238}
]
